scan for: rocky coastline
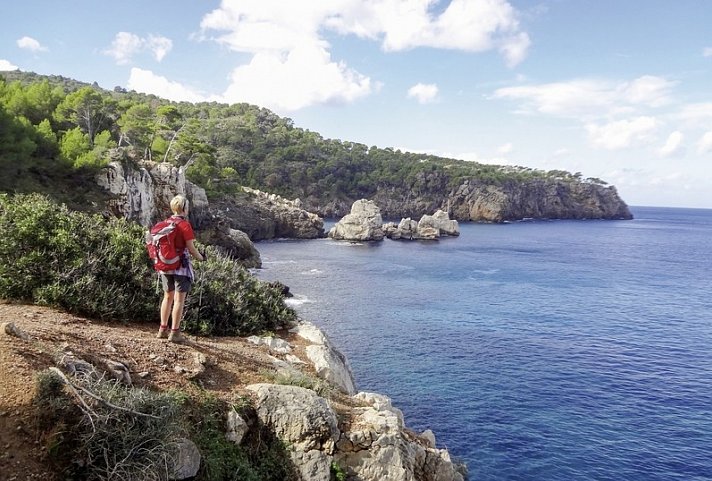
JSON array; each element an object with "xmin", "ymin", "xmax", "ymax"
[
  {"xmin": 0, "ymin": 304, "xmax": 467, "ymax": 481},
  {"xmin": 303, "ymin": 175, "xmax": 633, "ymax": 222}
]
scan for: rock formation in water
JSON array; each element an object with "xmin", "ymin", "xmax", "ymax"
[{"xmin": 328, "ymin": 199, "xmax": 385, "ymax": 241}]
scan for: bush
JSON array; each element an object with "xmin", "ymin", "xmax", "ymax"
[
  {"xmin": 187, "ymin": 255, "xmax": 297, "ymax": 336},
  {"xmin": 186, "ymin": 393, "xmax": 298, "ymax": 481},
  {"xmin": 35, "ymin": 370, "xmax": 184, "ymax": 481},
  {"xmin": 34, "ymin": 372, "xmax": 298, "ymax": 481},
  {"xmin": 0, "ymin": 193, "xmax": 295, "ymax": 334}
]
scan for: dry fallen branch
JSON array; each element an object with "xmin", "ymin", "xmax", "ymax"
[{"xmin": 49, "ymin": 367, "xmax": 161, "ymax": 420}]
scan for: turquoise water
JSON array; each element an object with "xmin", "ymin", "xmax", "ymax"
[{"xmin": 255, "ymin": 207, "xmax": 712, "ymax": 481}]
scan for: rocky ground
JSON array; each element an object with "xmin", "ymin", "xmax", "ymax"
[{"xmin": 0, "ymin": 300, "xmax": 310, "ymax": 481}]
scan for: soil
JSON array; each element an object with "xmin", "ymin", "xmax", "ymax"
[{"xmin": 0, "ymin": 300, "xmax": 310, "ymax": 481}]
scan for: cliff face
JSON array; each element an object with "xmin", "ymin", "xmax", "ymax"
[
  {"xmin": 303, "ymin": 172, "xmax": 633, "ymax": 222},
  {"xmin": 95, "ymin": 159, "xmax": 210, "ymax": 227}
]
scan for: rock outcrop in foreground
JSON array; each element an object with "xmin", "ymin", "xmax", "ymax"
[{"xmin": 1, "ymin": 304, "xmax": 466, "ymax": 481}]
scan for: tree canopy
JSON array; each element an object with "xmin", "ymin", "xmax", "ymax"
[{"xmin": 0, "ymin": 71, "xmax": 602, "ymax": 207}]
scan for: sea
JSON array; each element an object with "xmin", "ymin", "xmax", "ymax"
[{"xmin": 254, "ymin": 206, "xmax": 712, "ymax": 481}]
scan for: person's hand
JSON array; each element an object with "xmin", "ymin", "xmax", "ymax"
[{"xmin": 201, "ymin": 250, "xmax": 207, "ymax": 262}]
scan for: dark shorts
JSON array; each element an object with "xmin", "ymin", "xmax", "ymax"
[{"xmin": 160, "ymin": 274, "xmax": 192, "ymax": 293}]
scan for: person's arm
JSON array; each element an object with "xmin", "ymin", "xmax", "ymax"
[{"xmin": 185, "ymin": 239, "xmax": 205, "ymax": 261}]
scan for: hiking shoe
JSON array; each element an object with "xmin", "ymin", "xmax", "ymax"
[
  {"xmin": 168, "ymin": 330, "xmax": 187, "ymax": 344},
  {"xmin": 156, "ymin": 327, "xmax": 169, "ymax": 339}
]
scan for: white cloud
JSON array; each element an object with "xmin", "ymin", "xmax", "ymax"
[
  {"xmin": 220, "ymin": 45, "xmax": 373, "ymax": 112},
  {"xmin": 703, "ymin": 47, "xmax": 712, "ymax": 57},
  {"xmin": 200, "ymin": 0, "xmax": 529, "ymax": 111},
  {"xmin": 649, "ymin": 172, "xmax": 683, "ymax": 186},
  {"xmin": 553, "ymin": 148, "xmax": 570, "ymax": 157},
  {"xmin": 146, "ymin": 35, "xmax": 173, "ymax": 62},
  {"xmin": 497, "ymin": 142, "xmax": 513, "ymax": 155},
  {"xmin": 127, "ymin": 68, "xmax": 206, "ymax": 103},
  {"xmin": 104, "ymin": 32, "xmax": 172, "ymax": 65},
  {"xmin": 17, "ymin": 36, "xmax": 48, "ymax": 52},
  {"xmin": 659, "ymin": 131, "xmax": 685, "ymax": 157},
  {"xmin": 619, "ymin": 75, "xmax": 674, "ymax": 107},
  {"xmin": 493, "ymin": 75, "xmax": 675, "ymax": 119},
  {"xmin": 696, "ymin": 130, "xmax": 712, "ymax": 154},
  {"xmin": 0, "ymin": 59, "xmax": 19, "ymax": 71},
  {"xmin": 586, "ymin": 116, "xmax": 658, "ymax": 150},
  {"xmin": 677, "ymin": 102, "xmax": 712, "ymax": 122},
  {"xmin": 407, "ymin": 83, "xmax": 438, "ymax": 104}
]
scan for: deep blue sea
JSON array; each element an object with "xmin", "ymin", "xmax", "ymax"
[{"xmin": 254, "ymin": 206, "xmax": 712, "ymax": 481}]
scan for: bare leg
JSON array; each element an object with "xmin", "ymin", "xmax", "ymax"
[
  {"xmin": 160, "ymin": 291, "xmax": 175, "ymax": 327},
  {"xmin": 171, "ymin": 291, "xmax": 188, "ymax": 331}
]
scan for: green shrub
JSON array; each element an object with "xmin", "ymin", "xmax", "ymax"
[
  {"xmin": 185, "ymin": 393, "xmax": 298, "ymax": 481},
  {"xmin": 187, "ymin": 255, "xmax": 297, "ymax": 336},
  {"xmin": 0, "ymin": 193, "xmax": 156, "ymax": 320},
  {"xmin": 0, "ymin": 193, "xmax": 295, "ymax": 335}
]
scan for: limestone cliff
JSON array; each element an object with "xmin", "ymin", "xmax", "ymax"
[
  {"xmin": 304, "ymin": 173, "xmax": 632, "ymax": 222},
  {"xmin": 95, "ymin": 160, "xmax": 325, "ymax": 267}
]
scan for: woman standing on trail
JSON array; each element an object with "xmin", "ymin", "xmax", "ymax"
[{"xmin": 156, "ymin": 194, "xmax": 205, "ymax": 343}]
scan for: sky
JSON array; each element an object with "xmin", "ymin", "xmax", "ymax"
[{"xmin": 1, "ymin": 0, "xmax": 711, "ymax": 208}]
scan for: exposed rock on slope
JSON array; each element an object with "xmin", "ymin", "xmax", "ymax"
[
  {"xmin": 210, "ymin": 187, "xmax": 325, "ymax": 241},
  {"xmin": 305, "ymin": 173, "xmax": 632, "ymax": 222},
  {"xmin": 95, "ymin": 160, "xmax": 325, "ymax": 266}
]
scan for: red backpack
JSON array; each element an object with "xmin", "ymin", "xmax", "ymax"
[{"xmin": 146, "ymin": 217, "xmax": 185, "ymax": 271}]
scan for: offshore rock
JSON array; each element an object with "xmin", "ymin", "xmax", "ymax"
[
  {"xmin": 384, "ymin": 211, "xmax": 458, "ymax": 240},
  {"xmin": 328, "ymin": 199, "xmax": 384, "ymax": 241}
]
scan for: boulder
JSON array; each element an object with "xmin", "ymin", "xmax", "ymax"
[
  {"xmin": 306, "ymin": 345, "xmax": 356, "ymax": 395},
  {"xmin": 398, "ymin": 218, "xmax": 418, "ymax": 240},
  {"xmin": 195, "ymin": 222, "xmax": 261, "ymax": 268},
  {"xmin": 336, "ymin": 397, "xmax": 465, "ymax": 481},
  {"xmin": 247, "ymin": 384, "xmax": 339, "ymax": 481},
  {"xmin": 170, "ymin": 438, "xmax": 201, "ymax": 480},
  {"xmin": 328, "ymin": 199, "xmax": 384, "ymax": 241},
  {"xmin": 0, "ymin": 322, "xmax": 29, "ymax": 340},
  {"xmin": 432, "ymin": 210, "xmax": 460, "ymax": 236},
  {"xmin": 226, "ymin": 410, "xmax": 249, "ymax": 444},
  {"xmin": 416, "ymin": 215, "xmax": 441, "ymax": 240},
  {"xmin": 290, "ymin": 321, "xmax": 357, "ymax": 395}
]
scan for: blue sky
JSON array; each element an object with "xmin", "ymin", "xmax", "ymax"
[{"xmin": 2, "ymin": 0, "xmax": 711, "ymax": 208}]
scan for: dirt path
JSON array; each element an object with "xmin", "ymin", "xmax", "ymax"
[{"xmin": 0, "ymin": 300, "xmax": 300, "ymax": 481}]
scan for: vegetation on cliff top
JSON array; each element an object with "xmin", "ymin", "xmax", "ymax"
[{"xmin": 0, "ymin": 70, "xmax": 610, "ymax": 209}]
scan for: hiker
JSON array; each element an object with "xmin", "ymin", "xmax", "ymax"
[{"xmin": 156, "ymin": 195, "xmax": 205, "ymax": 343}]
